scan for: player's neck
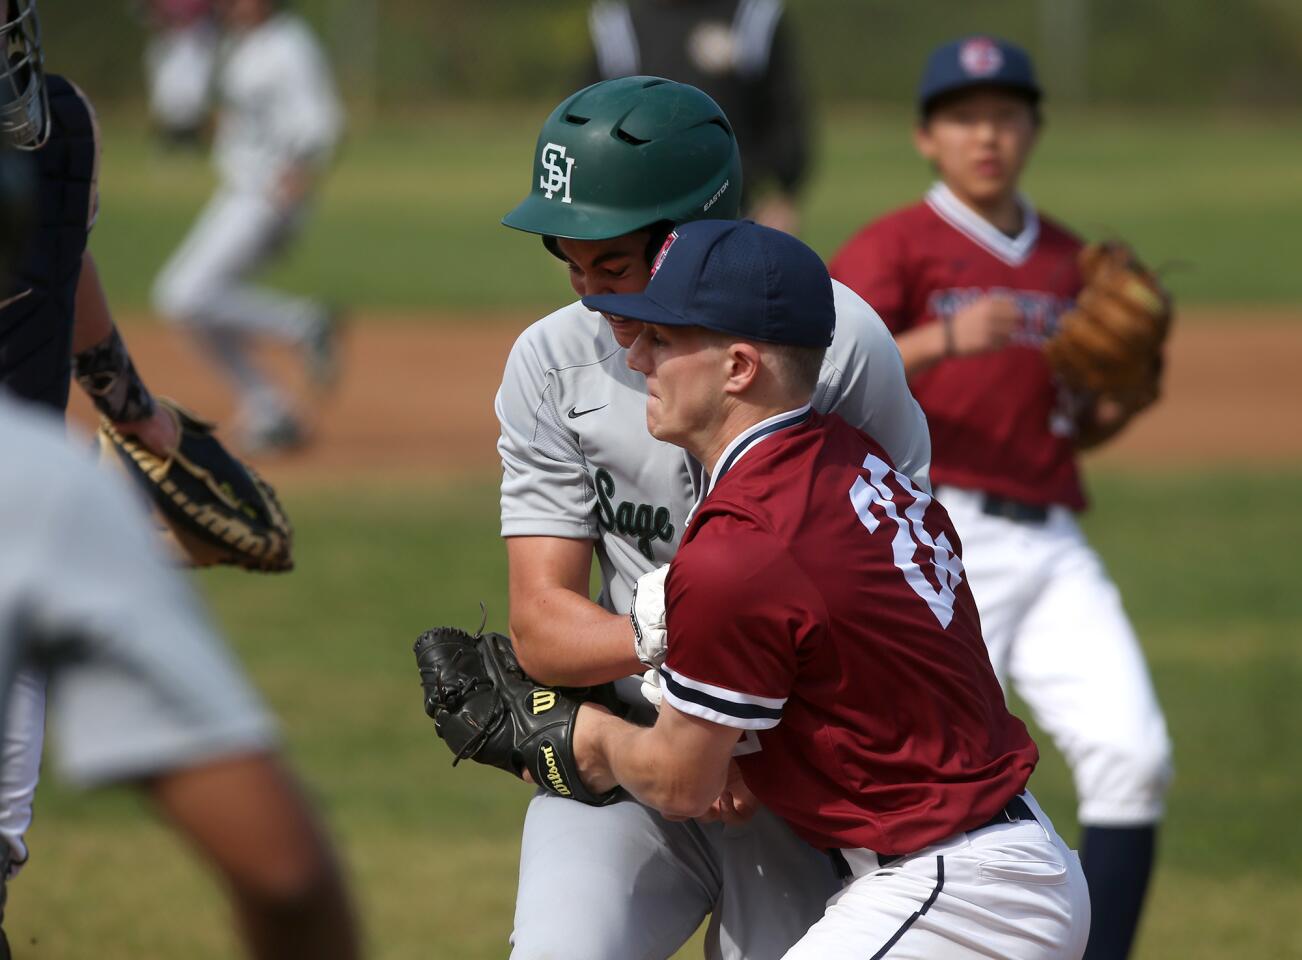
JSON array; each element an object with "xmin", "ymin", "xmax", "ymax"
[
  {"xmin": 946, "ymin": 183, "xmax": 1025, "ymax": 237},
  {"xmin": 697, "ymin": 401, "xmax": 803, "ymax": 478}
]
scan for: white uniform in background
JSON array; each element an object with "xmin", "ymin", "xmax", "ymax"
[
  {"xmin": 494, "ymin": 283, "xmax": 933, "ymax": 959},
  {"xmin": 153, "ymin": 10, "xmax": 344, "ymax": 451},
  {"xmin": 0, "ymin": 395, "xmax": 276, "ymax": 877},
  {"xmin": 144, "ymin": 13, "xmax": 218, "ymax": 138}
]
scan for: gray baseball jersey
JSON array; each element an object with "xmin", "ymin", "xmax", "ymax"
[
  {"xmin": 496, "ymin": 279, "xmax": 932, "ymax": 614},
  {"xmin": 0, "ymin": 398, "xmax": 275, "ymax": 788}
]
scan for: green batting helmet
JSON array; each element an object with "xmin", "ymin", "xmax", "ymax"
[{"xmin": 502, "ymin": 76, "xmax": 742, "ymax": 241}]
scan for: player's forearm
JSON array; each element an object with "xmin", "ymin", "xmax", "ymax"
[
  {"xmin": 509, "ymin": 587, "xmax": 644, "ymax": 687},
  {"xmin": 579, "ymin": 708, "xmax": 724, "ymax": 820},
  {"xmin": 71, "ymin": 251, "xmax": 116, "ymax": 352},
  {"xmin": 71, "ymin": 253, "xmax": 174, "ymax": 449},
  {"xmin": 894, "ymin": 322, "xmax": 951, "ymax": 377}
]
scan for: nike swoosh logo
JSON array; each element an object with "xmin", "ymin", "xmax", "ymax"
[{"xmin": 567, "ymin": 404, "xmax": 608, "ymax": 419}]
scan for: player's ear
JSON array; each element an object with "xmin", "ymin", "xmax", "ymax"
[
  {"xmin": 721, "ymin": 342, "xmax": 762, "ymax": 396},
  {"xmin": 913, "ymin": 122, "xmax": 938, "ymax": 163}
]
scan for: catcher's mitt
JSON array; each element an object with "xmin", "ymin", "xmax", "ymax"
[
  {"xmin": 99, "ymin": 398, "xmax": 293, "ymax": 572},
  {"xmin": 413, "ymin": 626, "xmax": 620, "ymax": 807},
  {"xmin": 1045, "ymin": 242, "xmax": 1173, "ymax": 396}
]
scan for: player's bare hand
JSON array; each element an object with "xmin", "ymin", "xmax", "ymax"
[
  {"xmin": 115, "ymin": 404, "xmax": 180, "ymax": 458},
  {"xmin": 698, "ymin": 761, "xmax": 758, "ymax": 825},
  {"xmin": 951, "ymin": 294, "xmax": 1021, "ymax": 355}
]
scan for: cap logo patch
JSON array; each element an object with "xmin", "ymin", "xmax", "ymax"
[
  {"xmin": 539, "ymin": 142, "xmax": 576, "ymax": 203},
  {"xmin": 959, "ymin": 37, "xmax": 1003, "ymax": 77},
  {"xmin": 650, "ymin": 230, "xmax": 679, "ymax": 277}
]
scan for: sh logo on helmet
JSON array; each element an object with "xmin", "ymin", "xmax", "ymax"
[{"xmin": 539, "ymin": 142, "xmax": 576, "ymax": 203}]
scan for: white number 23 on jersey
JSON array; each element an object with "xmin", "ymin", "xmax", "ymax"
[{"xmin": 848, "ymin": 454, "xmax": 965, "ymax": 628}]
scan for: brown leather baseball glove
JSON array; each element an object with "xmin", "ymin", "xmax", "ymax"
[{"xmin": 1045, "ymin": 242, "xmax": 1173, "ymax": 398}]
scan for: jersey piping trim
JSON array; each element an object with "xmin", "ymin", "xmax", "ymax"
[
  {"xmin": 659, "ymin": 664, "xmax": 784, "ymax": 730},
  {"xmin": 590, "ymin": 1, "xmax": 640, "ymax": 78},
  {"xmin": 706, "ymin": 404, "xmax": 811, "ymax": 497},
  {"xmin": 925, "ymin": 182, "xmax": 1038, "ymax": 267}
]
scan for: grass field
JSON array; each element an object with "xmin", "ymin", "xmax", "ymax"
[
  {"xmin": 88, "ymin": 106, "xmax": 1302, "ymax": 313},
  {"xmin": 8, "ymin": 469, "xmax": 1302, "ymax": 959}
]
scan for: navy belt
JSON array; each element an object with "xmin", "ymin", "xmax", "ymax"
[
  {"xmin": 829, "ymin": 795, "xmax": 1037, "ymax": 880},
  {"xmin": 981, "ymin": 493, "xmax": 1049, "ymax": 524}
]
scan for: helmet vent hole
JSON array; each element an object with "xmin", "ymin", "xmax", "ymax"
[
  {"xmin": 615, "ymin": 128, "xmax": 650, "ymax": 146},
  {"xmin": 563, "ymin": 114, "xmax": 590, "ymax": 126}
]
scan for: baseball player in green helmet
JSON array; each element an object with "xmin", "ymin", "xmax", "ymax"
[
  {"xmin": 503, "ymin": 75, "xmax": 743, "ymax": 241},
  {"xmin": 488, "ymin": 76, "xmax": 932, "ymax": 959}
]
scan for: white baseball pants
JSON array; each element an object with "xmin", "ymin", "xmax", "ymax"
[
  {"xmin": 938, "ymin": 485, "xmax": 1173, "ymax": 825},
  {"xmin": 152, "ymin": 187, "xmax": 324, "ymax": 430},
  {"xmin": 784, "ymin": 793, "xmax": 1090, "ymax": 960}
]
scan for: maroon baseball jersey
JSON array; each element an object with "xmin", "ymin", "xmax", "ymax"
[
  {"xmin": 829, "ymin": 182, "xmax": 1087, "ymax": 509},
  {"xmin": 660, "ymin": 406, "xmax": 1037, "ymax": 853}
]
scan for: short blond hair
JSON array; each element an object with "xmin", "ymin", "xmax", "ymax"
[{"xmin": 763, "ymin": 342, "xmax": 827, "ymax": 397}]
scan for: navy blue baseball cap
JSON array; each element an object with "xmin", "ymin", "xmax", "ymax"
[
  {"xmin": 582, "ymin": 220, "xmax": 834, "ymax": 348},
  {"xmin": 918, "ymin": 36, "xmax": 1041, "ymax": 115}
]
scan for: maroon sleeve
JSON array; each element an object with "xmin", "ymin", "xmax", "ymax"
[
  {"xmin": 660, "ymin": 511, "xmax": 813, "ymax": 730},
  {"xmin": 829, "ymin": 219, "xmax": 911, "ymax": 333}
]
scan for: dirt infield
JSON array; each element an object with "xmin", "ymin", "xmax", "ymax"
[{"xmin": 70, "ymin": 308, "xmax": 1301, "ymax": 487}]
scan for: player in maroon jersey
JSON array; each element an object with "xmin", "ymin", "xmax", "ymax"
[
  {"xmin": 828, "ymin": 37, "xmax": 1171, "ymax": 960},
  {"xmin": 571, "ymin": 219, "xmax": 1090, "ymax": 960}
]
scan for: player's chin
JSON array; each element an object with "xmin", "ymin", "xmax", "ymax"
[
  {"xmin": 605, "ymin": 316, "xmax": 644, "ymax": 349},
  {"xmin": 965, "ymin": 170, "xmax": 1013, "ymax": 202},
  {"xmin": 645, "ymin": 397, "xmax": 667, "ymax": 439}
]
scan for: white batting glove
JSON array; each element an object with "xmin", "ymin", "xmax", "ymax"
[
  {"xmin": 639, "ymin": 668, "xmax": 664, "ymax": 712},
  {"xmin": 630, "ymin": 563, "xmax": 670, "ymax": 667}
]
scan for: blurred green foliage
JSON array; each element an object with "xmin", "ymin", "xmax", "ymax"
[
  {"xmin": 89, "ymin": 106, "xmax": 1302, "ymax": 313},
  {"xmin": 39, "ymin": 0, "xmax": 1302, "ymax": 107}
]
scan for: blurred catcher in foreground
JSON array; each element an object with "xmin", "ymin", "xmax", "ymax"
[
  {"xmin": 0, "ymin": 0, "xmax": 294, "ymax": 942},
  {"xmin": 0, "ymin": 388, "xmax": 356, "ymax": 960},
  {"xmin": 0, "ymin": 135, "xmax": 354, "ymax": 957}
]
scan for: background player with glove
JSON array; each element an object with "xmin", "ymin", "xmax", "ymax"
[
  {"xmin": 480, "ymin": 76, "xmax": 933, "ymax": 959},
  {"xmin": 828, "ymin": 36, "xmax": 1172, "ymax": 960}
]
